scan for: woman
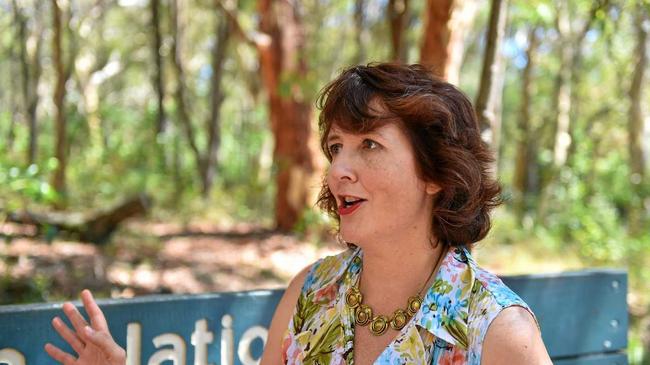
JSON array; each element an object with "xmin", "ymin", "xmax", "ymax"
[{"xmin": 45, "ymin": 63, "xmax": 552, "ymax": 365}]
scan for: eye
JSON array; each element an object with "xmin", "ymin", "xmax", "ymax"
[
  {"xmin": 328, "ymin": 143, "xmax": 342, "ymax": 155},
  {"xmin": 362, "ymin": 139, "xmax": 379, "ymax": 150}
]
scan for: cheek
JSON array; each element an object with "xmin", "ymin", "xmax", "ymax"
[{"xmin": 362, "ymin": 153, "xmax": 383, "ymax": 169}]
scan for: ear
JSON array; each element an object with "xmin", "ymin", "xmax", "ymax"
[{"xmin": 426, "ymin": 183, "xmax": 441, "ymax": 195}]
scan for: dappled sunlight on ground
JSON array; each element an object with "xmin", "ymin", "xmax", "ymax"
[{"xmin": 0, "ymin": 220, "xmax": 342, "ymax": 302}]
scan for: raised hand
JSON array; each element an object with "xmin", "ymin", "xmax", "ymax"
[{"xmin": 44, "ymin": 289, "xmax": 126, "ymax": 365}]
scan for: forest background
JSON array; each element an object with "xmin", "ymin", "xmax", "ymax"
[{"xmin": 0, "ymin": 0, "xmax": 649, "ymax": 363}]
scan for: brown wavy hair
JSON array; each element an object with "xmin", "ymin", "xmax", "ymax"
[{"xmin": 315, "ymin": 63, "xmax": 503, "ymax": 248}]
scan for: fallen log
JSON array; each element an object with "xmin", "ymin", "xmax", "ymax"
[{"xmin": 4, "ymin": 194, "xmax": 151, "ymax": 244}]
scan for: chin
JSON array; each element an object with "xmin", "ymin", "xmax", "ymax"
[{"xmin": 339, "ymin": 227, "xmax": 366, "ymax": 246}]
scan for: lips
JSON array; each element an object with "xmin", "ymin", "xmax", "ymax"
[{"xmin": 338, "ymin": 196, "xmax": 366, "ymax": 216}]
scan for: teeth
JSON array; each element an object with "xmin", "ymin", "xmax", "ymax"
[{"xmin": 344, "ymin": 196, "xmax": 357, "ymax": 203}]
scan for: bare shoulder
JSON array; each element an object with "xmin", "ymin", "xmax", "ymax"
[
  {"xmin": 259, "ymin": 263, "xmax": 312, "ymax": 365},
  {"xmin": 481, "ymin": 306, "xmax": 553, "ymax": 365}
]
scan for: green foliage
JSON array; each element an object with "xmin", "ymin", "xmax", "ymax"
[{"xmin": 0, "ymin": 159, "xmax": 59, "ymax": 210}]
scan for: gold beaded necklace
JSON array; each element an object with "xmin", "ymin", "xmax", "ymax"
[{"xmin": 345, "ymin": 247, "xmax": 447, "ymax": 336}]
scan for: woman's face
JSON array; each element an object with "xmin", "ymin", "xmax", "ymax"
[{"xmin": 326, "ymin": 120, "xmax": 440, "ymax": 246}]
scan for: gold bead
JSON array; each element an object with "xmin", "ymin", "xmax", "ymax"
[
  {"xmin": 407, "ymin": 295, "xmax": 422, "ymax": 316},
  {"xmin": 355, "ymin": 304, "xmax": 373, "ymax": 326},
  {"xmin": 370, "ymin": 315, "xmax": 389, "ymax": 336},
  {"xmin": 345, "ymin": 287, "xmax": 363, "ymax": 309},
  {"xmin": 390, "ymin": 309, "xmax": 409, "ymax": 330}
]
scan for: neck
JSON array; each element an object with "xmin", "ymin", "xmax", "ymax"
[{"xmin": 356, "ymin": 233, "xmax": 448, "ymax": 306}]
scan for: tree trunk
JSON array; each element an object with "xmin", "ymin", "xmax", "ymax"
[
  {"xmin": 553, "ymin": 1, "xmax": 608, "ymax": 168},
  {"xmin": 353, "ymin": 0, "xmax": 366, "ymax": 64},
  {"xmin": 552, "ymin": 2, "xmax": 573, "ymax": 168},
  {"xmin": 474, "ymin": 0, "xmax": 508, "ymax": 172},
  {"xmin": 258, "ymin": 0, "xmax": 315, "ymax": 231},
  {"xmin": 11, "ymin": 0, "xmax": 43, "ymax": 165},
  {"xmin": 6, "ymin": 194, "xmax": 151, "ymax": 244},
  {"xmin": 566, "ymin": 0, "xmax": 610, "ymax": 167},
  {"xmin": 13, "ymin": 0, "xmax": 29, "ymax": 158},
  {"xmin": 419, "ymin": 0, "xmax": 478, "ymax": 84},
  {"xmin": 169, "ymin": 0, "xmax": 231, "ymax": 197},
  {"xmin": 6, "ymin": 48, "xmax": 18, "ymax": 153},
  {"xmin": 388, "ymin": 0, "xmax": 409, "ymax": 62},
  {"xmin": 51, "ymin": 0, "xmax": 68, "ymax": 204},
  {"xmin": 512, "ymin": 27, "xmax": 538, "ymax": 226},
  {"xmin": 538, "ymin": 1, "xmax": 607, "ymax": 222},
  {"xmin": 75, "ymin": 3, "xmax": 113, "ymax": 155},
  {"xmin": 27, "ymin": 42, "xmax": 42, "ymax": 166},
  {"xmin": 151, "ymin": 0, "xmax": 167, "ymax": 136},
  {"xmin": 7, "ymin": 7, "xmax": 20, "ymax": 154},
  {"xmin": 170, "ymin": 0, "xmax": 203, "ymax": 182},
  {"xmin": 200, "ymin": 12, "xmax": 232, "ymax": 197},
  {"xmin": 628, "ymin": 5, "xmax": 648, "ymax": 235}
]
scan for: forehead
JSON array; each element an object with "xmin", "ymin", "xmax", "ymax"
[
  {"xmin": 324, "ymin": 98, "xmax": 399, "ymax": 134},
  {"xmin": 326, "ymin": 120, "xmax": 402, "ymax": 141}
]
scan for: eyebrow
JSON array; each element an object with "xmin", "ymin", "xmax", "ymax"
[
  {"xmin": 326, "ymin": 133, "xmax": 341, "ymax": 143},
  {"xmin": 326, "ymin": 128, "xmax": 389, "ymax": 144}
]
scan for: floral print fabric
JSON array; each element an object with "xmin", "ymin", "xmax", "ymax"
[{"xmin": 282, "ymin": 246, "xmax": 538, "ymax": 365}]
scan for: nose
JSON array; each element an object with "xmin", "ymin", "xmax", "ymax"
[{"xmin": 328, "ymin": 153, "xmax": 358, "ymax": 183}]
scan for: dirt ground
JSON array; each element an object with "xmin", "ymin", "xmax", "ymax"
[{"xmin": 0, "ymin": 219, "xmax": 342, "ymax": 304}]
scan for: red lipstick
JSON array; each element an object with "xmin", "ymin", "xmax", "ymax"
[{"xmin": 339, "ymin": 200, "xmax": 364, "ymax": 215}]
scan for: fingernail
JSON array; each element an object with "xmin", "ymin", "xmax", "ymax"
[{"xmin": 84, "ymin": 326, "xmax": 94, "ymax": 335}]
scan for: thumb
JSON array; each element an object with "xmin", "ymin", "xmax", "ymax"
[{"xmin": 83, "ymin": 326, "xmax": 126, "ymax": 361}]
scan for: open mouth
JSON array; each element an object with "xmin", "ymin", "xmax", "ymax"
[{"xmin": 339, "ymin": 196, "xmax": 366, "ymax": 215}]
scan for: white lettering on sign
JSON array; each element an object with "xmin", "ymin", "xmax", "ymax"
[
  {"xmin": 221, "ymin": 314, "xmax": 234, "ymax": 365},
  {"xmin": 3, "ymin": 313, "xmax": 269, "ymax": 364},
  {"xmin": 191, "ymin": 319, "xmax": 214, "ymax": 365},
  {"xmin": 237, "ymin": 326, "xmax": 268, "ymax": 365},
  {"xmin": 127, "ymin": 322, "xmax": 142, "ymax": 365},
  {"xmin": 0, "ymin": 348, "xmax": 25, "ymax": 365},
  {"xmin": 148, "ymin": 333, "xmax": 186, "ymax": 365}
]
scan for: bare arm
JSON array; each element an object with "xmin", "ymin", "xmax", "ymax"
[
  {"xmin": 260, "ymin": 264, "xmax": 311, "ymax": 365},
  {"xmin": 481, "ymin": 306, "xmax": 553, "ymax": 365}
]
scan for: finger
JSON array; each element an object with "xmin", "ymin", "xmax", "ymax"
[
  {"xmin": 44, "ymin": 343, "xmax": 77, "ymax": 365},
  {"xmin": 83, "ymin": 326, "xmax": 126, "ymax": 361},
  {"xmin": 51, "ymin": 316, "xmax": 85, "ymax": 354},
  {"xmin": 81, "ymin": 289, "xmax": 109, "ymax": 332},
  {"xmin": 62, "ymin": 301, "xmax": 89, "ymax": 336}
]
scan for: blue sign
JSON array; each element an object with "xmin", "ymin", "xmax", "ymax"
[
  {"xmin": 0, "ymin": 270, "xmax": 629, "ymax": 364},
  {"xmin": 0, "ymin": 289, "xmax": 284, "ymax": 365}
]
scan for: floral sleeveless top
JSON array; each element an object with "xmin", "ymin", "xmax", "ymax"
[{"xmin": 281, "ymin": 246, "xmax": 538, "ymax": 364}]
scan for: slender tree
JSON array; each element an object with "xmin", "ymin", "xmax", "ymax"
[
  {"xmin": 257, "ymin": 0, "xmax": 315, "ymax": 231},
  {"xmin": 474, "ymin": 0, "xmax": 508, "ymax": 169},
  {"xmin": 551, "ymin": 0, "xmax": 609, "ymax": 168},
  {"xmin": 202, "ymin": 11, "xmax": 231, "ymax": 196},
  {"xmin": 537, "ymin": 0, "xmax": 610, "ymax": 222},
  {"xmin": 12, "ymin": 0, "xmax": 43, "ymax": 164},
  {"xmin": 51, "ymin": 0, "xmax": 70, "ymax": 203},
  {"xmin": 628, "ymin": 3, "xmax": 648, "ymax": 235},
  {"xmin": 170, "ymin": 0, "xmax": 231, "ymax": 197},
  {"xmin": 419, "ymin": 0, "xmax": 478, "ymax": 84},
  {"xmin": 353, "ymin": 0, "xmax": 366, "ymax": 64},
  {"xmin": 74, "ymin": 2, "xmax": 113, "ymax": 153},
  {"xmin": 151, "ymin": 0, "xmax": 167, "ymax": 136},
  {"xmin": 170, "ymin": 0, "xmax": 201, "ymax": 180},
  {"xmin": 513, "ymin": 27, "xmax": 539, "ymax": 225},
  {"xmin": 388, "ymin": 0, "xmax": 409, "ymax": 62}
]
